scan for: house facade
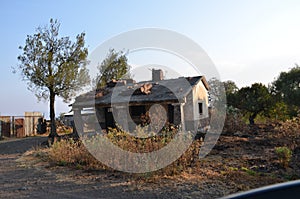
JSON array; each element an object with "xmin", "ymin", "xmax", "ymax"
[{"xmin": 72, "ymin": 69, "xmax": 210, "ymax": 134}]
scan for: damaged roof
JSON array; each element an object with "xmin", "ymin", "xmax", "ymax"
[{"xmin": 72, "ymin": 76, "xmax": 209, "ymax": 108}]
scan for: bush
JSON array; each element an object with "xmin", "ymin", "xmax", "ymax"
[
  {"xmin": 105, "ymin": 126, "xmax": 177, "ymax": 153},
  {"xmin": 275, "ymin": 146, "xmax": 292, "ymax": 168},
  {"xmin": 47, "ymin": 138, "xmax": 104, "ymax": 169},
  {"xmin": 223, "ymin": 107, "xmax": 248, "ymax": 135},
  {"xmin": 46, "ymin": 126, "xmax": 202, "ymax": 176}
]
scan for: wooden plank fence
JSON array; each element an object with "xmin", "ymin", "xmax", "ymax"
[{"xmin": 0, "ymin": 112, "xmax": 44, "ymax": 138}]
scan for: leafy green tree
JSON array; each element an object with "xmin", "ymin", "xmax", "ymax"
[
  {"xmin": 268, "ymin": 101, "xmax": 290, "ymax": 121},
  {"xmin": 235, "ymin": 83, "xmax": 272, "ymax": 125},
  {"xmin": 16, "ymin": 19, "xmax": 90, "ymax": 139},
  {"xmin": 272, "ymin": 64, "xmax": 300, "ymax": 116},
  {"xmin": 97, "ymin": 49, "xmax": 131, "ymax": 88},
  {"xmin": 223, "ymin": 80, "xmax": 238, "ymax": 107},
  {"xmin": 224, "ymin": 80, "xmax": 238, "ymax": 95}
]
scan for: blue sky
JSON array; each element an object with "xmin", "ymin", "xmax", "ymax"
[{"xmin": 0, "ymin": 0, "xmax": 299, "ymax": 117}]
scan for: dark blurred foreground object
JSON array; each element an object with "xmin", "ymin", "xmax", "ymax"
[{"xmin": 221, "ymin": 180, "xmax": 300, "ymax": 199}]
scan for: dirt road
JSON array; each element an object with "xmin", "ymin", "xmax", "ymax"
[
  {"xmin": 0, "ymin": 136, "xmax": 226, "ymax": 199},
  {"xmin": 0, "ymin": 137, "xmax": 160, "ymax": 198}
]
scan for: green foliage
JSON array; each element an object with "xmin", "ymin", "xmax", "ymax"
[
  {"xmin": 241, "ymin": 167, "xmax": 257, "ymax": 176},
  {"xmin": 16, "ymin": 18, "xmax": 90, "ymax": 137},
  {"xmin": 223, "ymin": 80, "xmax": 239, "ymax": 107},
  {"xmin": 272, "ymin": 64, "xmax": 300, "ymax": 109},
  {"xmin": 268, "ymin": 101, "xmax": 290, "ymax": 121},
  {"xmin": 234, "ymin": 83, "xmax": 272, "ymax": 124},
  {"xmin": 96, "ymin": 49, "xmax": 131, "ymax": 88},
  {"xmin": 225, "ymin": 166, "xmax": 257, "ymax": 176},
  {"xmin": 222, "ymin": 78, "xmax": 296, "ymax": 123},
  {"xmin": 228, "ymin": 166, "xmax": 239, "ymax": 171},
  {"xmin": 275, "ymin": 146, "xmax": 292, "ymax": 168},
  {"xmin": 16, "ymin": 18, "xmax": 90, "ymax": 102},
  {"xmin": 224, "ymin": 80, "xmax": 239, "ymax": 95}
]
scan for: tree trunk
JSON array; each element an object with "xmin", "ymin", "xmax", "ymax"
[
  {"xmin": 249, "ymin": 113, "xmax": 257, "ymax": 125},
  {"xmin": 48, "ymin": 89, "xmax": 58, "ymax": 141}
]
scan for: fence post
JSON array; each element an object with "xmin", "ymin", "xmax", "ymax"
[
  {"xmin": 11, "ymin": 116, "xmax": 15, "ymax": 137},
  {"xmin": 32, "ymin": 117, "xmax": 34, "ymax": 135}
]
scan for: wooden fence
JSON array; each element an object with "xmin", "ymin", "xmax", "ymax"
[{"xmin": 0, "ymin": 112, "xmax": 44, "ymax": 138}]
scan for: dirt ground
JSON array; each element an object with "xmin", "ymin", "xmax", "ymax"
[
  {"xmin": 0, "ymin": 136, "xmax": 233, "ymax": 199},
  {"xmin": 1, "ymin": 120, "xmax": 299, "ymax": 199}
]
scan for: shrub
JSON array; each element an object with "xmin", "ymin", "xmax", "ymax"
[
  {"xmin": 105, "ymin": 125, "xmax": 177, "ymax": 153},
  {"xmin": 223, "ymin": 107, "xmax": 248, "ymax": 135},
  {"xmin": 45, "ymin": 126, "xmax": 202, "ymax": 176},
  {"xmin": 47, "ymin": 138, "xmax": 104, "ymax": 169},
  {"xmin": 275, "ymin": 146, "xmax": 292, "ymax": 168},
  {"xmin": 241, "ymin": 167, "xmax": 256, "ymax": 176}
]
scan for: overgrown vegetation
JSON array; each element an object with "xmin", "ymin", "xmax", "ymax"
[
  {"xmin": 223, "ymin": 64, "xmax": 300, "ymax": 124},
  {"xmin": 11, "ymin": 17, "xmax": 300, "ymax": 198},
  {"xmin": 47, "ymin": 138, "xmax": 99, "ymax": 168},
  {"xmin": 45, "ymin": 126, "xmax": 202, "ymax": 176},
  {"xmin": 26, "ymin": 114, "xmax": 300, "ymax": 197},
  {"xmin": 275, "ymin": 146, "xmax": 293, "ymax": 168},
  {"xmin": 95, "ymin": 49, "xmax": 131, "ymax": 88}
]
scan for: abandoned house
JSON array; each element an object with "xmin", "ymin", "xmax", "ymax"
[{"xmin": 71, "ymin": 69, "xmax": 210, "ymax": 133}]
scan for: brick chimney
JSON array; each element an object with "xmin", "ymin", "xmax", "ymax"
[{"xmin": 152, "ymin": 69, "xmax": 163, "ymax": 82}]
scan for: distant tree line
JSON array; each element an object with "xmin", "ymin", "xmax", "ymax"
[{"xmin": 217, "ymin": 65, "xmax": 300, "ymax": 124}]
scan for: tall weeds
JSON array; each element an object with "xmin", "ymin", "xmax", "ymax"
[{"xmin": 46, "ymin": 126, "xmax": 202, "ymax": 175}]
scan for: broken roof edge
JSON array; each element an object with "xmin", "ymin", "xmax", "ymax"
[
  {"xmin": 71, "ymin": 75, "xmax": 209, "ymax": 108},
  {"xmin": 175, "ymin": 76, "xmax": 209, "ymax": 97},
  {"xmin": 200, "ymin": 76, "xmax": 210, "ymax": 91},
  {"xmin": 71, "ymin": 98, "xmax": 182, "ymax": 109}
]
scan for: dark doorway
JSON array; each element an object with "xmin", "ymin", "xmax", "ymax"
[
  {"xmin": 129, "ymin": 105, "xmax": 146, "ymax": 125},
  {"xmin": 168, "ymin": 104, "xmax": 174, "ymax": 124},
  {"xmin": 105, "ymin": 107, "xmax": 115, "ymax": 129}
]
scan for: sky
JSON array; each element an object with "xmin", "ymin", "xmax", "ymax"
[{"xmin": 0, "ymin": 0, "xmax": 299, "ymax": 118}]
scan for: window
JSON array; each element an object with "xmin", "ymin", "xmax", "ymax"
[
  {"xmin": 198, "ymin": 102, "xmax": 203, "ymax": 115},
  {"xmin": 129, "ymin": 106, "xmax": 146, "ymax": 117},
  {"xmin": 129, "ymin": 105, "xmax": 147, "ymax": 126}
]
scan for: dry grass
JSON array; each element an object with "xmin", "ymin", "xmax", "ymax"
[
  {"xmin": 44, "ymin": 126, "xmax": 202, "ymax": 176},
  {"xmin": 46, "ymin": 138, "xmax": 109, "ymax": 170},
  {"xmin": 27, "ymin": 115, "xmax": 300, "ymax": 195},
  {"xmin": 105, "ymin": 126, "xmax": 177, "ymax": 153}
]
